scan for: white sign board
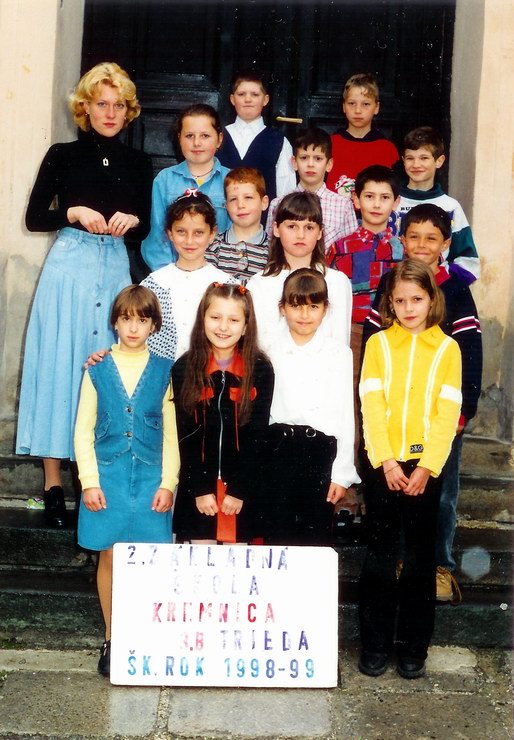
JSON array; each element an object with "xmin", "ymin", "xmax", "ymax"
[{"xmin": 110, "ymin": 543, "xmax": 338, "ymax": 687}]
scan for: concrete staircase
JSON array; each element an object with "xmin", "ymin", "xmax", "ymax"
[{"xmin": 0, "ymin": 437, "xmax": 512, "ymax": 650}]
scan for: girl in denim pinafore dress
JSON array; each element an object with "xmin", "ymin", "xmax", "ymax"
[{"xmin": 75, "ymin": 286, "xmax": 179, "ymax": 677}]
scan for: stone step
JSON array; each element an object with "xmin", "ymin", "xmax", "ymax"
[
  {"xmin": 2, "ymin": 436, "xmax": 513, "ymax": 524},
  {"xmin": 0, "ymin": 569, "xmax": 511, "ymax": 651},
  {"xmin": 334, "ymin": 523, "xmax": 513, "ymax": 587},
  {"xmin": 0, "ymin": 508, "xmax": 85, "ymax": 569},
  {"xmin": 0, "ymin": 509, "xmax": 512, "ymax": 650},
  {"xmin": 0, "ymin": 456, "xmax": 77, "ymax": 501},
  {"xmin": 458, "ymin": 476, "xmax": 514, "ymax": 523},
  {"xmin": 1, "ymin": 508, "xmax": 512, "ymax": 589}
]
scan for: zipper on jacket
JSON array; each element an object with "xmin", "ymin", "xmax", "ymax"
[
  {"xmin": 217, "ymin": 371, "xmax": 225, "ymax": 479},
  {"xmin": 400, "ymin": 335, "xmax": 417, "ymax": 461}
]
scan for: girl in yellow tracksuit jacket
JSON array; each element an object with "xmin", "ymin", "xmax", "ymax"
[{"xmin": 358, "ymin": 259, "xmax": 462, "ymax": 680}]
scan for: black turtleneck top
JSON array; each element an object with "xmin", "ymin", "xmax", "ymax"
[{"xmin": 25, "ymin": 129, "xmax": 154, "ymax": 241}]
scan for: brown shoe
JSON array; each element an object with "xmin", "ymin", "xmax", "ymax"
[{"xmin": 436, "ymin": 566, "xmax": 462, "ymax": 604}]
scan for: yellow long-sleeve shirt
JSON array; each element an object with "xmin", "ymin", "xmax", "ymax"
[
  {"xmin": 360, "ymin": 322, "xmax": 462, "ymax": 476},
  {"xmin": 74, "ymin": 345, "xmax": 180, "ymax": 491}
]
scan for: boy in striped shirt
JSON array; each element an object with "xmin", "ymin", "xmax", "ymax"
[{"xmin": 206, "ymin": 167, "xmax": 269, "ymax": 284}]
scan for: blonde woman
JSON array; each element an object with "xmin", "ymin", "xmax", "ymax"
[{"xmin": 17, "ymin": 62, "xmax": 153, "ymax": 526}]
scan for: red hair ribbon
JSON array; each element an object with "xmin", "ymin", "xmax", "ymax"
[{"xmin": 212, "ymin": 282, "xmax": 247, "ymax": 295}]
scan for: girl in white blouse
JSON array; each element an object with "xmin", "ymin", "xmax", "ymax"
[
  {"xmin": 246, "ymin": 191, "xmax": 352, "ymax": 349},
  {"xmin": 262, "ymin": 268, "xmax": 360, "ymax": 545}
]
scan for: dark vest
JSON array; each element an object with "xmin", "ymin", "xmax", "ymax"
[
  {"xmin": 88, "ymin": 353, "xmax": 172, "ymax": 466},
  {"xmin": 217, "ymin": 126, "xmax": 284, "ymax": 202}
]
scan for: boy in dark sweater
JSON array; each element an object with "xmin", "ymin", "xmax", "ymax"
[
  {"xmin": 326, "ymin": 73, "xmax": 399, "ymax": 198},
  {"xmin": 363, "ymin": 204, "xmax": 482, "ymax": 603}
]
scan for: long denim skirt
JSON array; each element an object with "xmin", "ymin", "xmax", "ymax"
[{"xmin": 16, "ymin": 228, "xmax": 131, "ymax": 460}]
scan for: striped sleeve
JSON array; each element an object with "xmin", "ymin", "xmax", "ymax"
[{"xmin": 445, "ymin": 281, "xmax": 482, "ymax": 420}]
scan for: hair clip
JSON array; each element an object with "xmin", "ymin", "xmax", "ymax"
[
  {"xmin": 177, "ymin": 188, "xmax": 199, "ymax": 201},
  {"xmin": 212, "ymin": 281, "xmax": 247, "ymax": 295}
]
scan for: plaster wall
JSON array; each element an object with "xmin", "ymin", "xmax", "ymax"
[
  {"xmin": 0, "ymin": 0, "xmax": 84, "ymax": 453},
  {"xmin": 451, "ymin": 0, "xmax": 514, "ymax": 440}
]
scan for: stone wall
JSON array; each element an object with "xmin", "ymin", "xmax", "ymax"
[
  {"xmin": 0, "ymin": 0, "xmax": 84, "ymax": 454},
  {"xmin": 450, "ymin": 0, "xmax": 514, "ymax": 441}
]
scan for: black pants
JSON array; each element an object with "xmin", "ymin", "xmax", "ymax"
[
  {"xmin": 358, "ymin": 460, "xmax": 441, "ymax": 659},
  {"xmin": 264, "ymin": 424, "xmax": 337, "ymax": 546}
]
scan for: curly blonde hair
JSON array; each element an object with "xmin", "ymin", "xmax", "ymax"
[{"xmin": 68, "ymin": 62, "xmax": 141, "ymax": 132}]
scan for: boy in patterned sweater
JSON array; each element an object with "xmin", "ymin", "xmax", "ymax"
[
  {"xmin": 397, "ymin": 126, "xmax": 480, "ymax": 284},
  {"xmin": 330, "ymin": 164, "xmax": 402, "ymax": 384}
]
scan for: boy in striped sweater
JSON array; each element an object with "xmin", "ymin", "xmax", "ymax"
[{"xmin": 206, "ymin": 167, "xmax": 269, "ymax": 284}]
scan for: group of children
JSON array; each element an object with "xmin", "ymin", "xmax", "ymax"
[{"xmin": 71, "ymin": 70, "xmax": 482, "ymax": 681}]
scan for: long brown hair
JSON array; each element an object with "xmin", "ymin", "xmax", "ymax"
[
  {"xmin": 379, "ymin": 258, "xmax": 446, "ymax": 329},
  {"xmin": 180, "ymin": 283, "xmax": 259, "ymax": 424},
  {"xmin": 263, "ymin": 191, "xmax": 326, "ymax": 276}
]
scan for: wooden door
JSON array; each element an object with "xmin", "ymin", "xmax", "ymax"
[{"xmin": 83, "ymin": 0, "xmax": 455, "ymax": 177}]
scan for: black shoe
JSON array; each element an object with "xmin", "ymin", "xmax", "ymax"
[
  {"xmin": 98, "ymin": 640, "xmax": 111, "ymax": 677},
  {"xmin": 43, "ymin": 486, "xmax": 67, "ymax": 528},
  {"xmin": 358, "ymin": 651, "xmax": 389, "ymax": 677},
  {"xmin": 397, "ymin": 656, "xmax": 426, "ymax": 679}
]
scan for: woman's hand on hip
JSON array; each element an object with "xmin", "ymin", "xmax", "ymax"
[
  {"xmin": 67, "ymin": 206, "xmax": 109, "ymax": 234},
  {"xmin": 108, "ymin": 211, "xmax": 139, "ymax": 236}
]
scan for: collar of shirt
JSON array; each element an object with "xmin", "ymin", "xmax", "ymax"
[
  {"xmin": 298, "ymin": 182, "xmax": 328, "ymax": 197},
  {"xmin": 390, "ymin": 321, "xmax": 444, "ymax": 348},
  {"xmin": 233, "ymin": 116, "xmax": 265, "ymax": 136},
  {"xmin": 225, "ymin": 225, "xmax": 265, "ymax": 245},
  {"xmin": 150, "ymin": 262, "xmax": 211, "ymax": 290},
  {"xmin": 277, "ymin": 320, "xmax": 326, "ymax": 356},
  {"xmin": 435, "ymin": 262, "xmax": 450, "ymax": 285},
  {"xmin": 174, "ymin": 157, "xmax": 224, "ymax": 181},
  {"xmin": 228, "ymin": 117, "xmax": 266, "ymax": 158},
  {"xmin": 206, "ymin": 349, "xmax": 244, "ymax": 377},
  {"xmin": 354, "ymin": 224, "xmax": 393, "ymax": 245}
]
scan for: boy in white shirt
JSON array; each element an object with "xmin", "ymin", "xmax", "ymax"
[{"xmin": 217, "ymin": 70, "xmax": 295, "ymax": 205}]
